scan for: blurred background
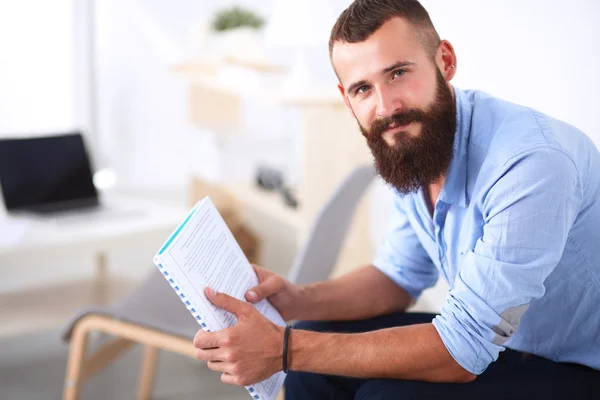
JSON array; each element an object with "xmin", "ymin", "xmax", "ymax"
[{"xmin": 0, "ymin": 0, "xmax": 598, "ymax": 399}]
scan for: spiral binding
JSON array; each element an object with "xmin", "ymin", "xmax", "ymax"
[{"xmin": 155, "ymin": 260, "xmax": 210, "ymax": 331}]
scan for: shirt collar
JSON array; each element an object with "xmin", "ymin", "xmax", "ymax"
[{"xmin": 437, "ymin": 86, "xmax": 472, "ymax": 208}]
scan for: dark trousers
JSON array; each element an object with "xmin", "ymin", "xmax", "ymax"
[{"xmin": 284, "ymin": 313, "xmax": 600, "ymax": 400}]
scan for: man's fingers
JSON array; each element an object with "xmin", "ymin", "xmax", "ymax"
[
  {"xmin": 220, "ymin": 372, "xmax": 238, "ymax": 385},
  {"xmin": 205, "ymin": 287, "xmax": 249, "ymax": 317},
  {"xmin": 207, "ymin": 360, "xmax": 232, "ymax": 374},
  {"xmin": 250, "ymin": 264, "xmax": 261, "ymax": 276},
  {"xmin": 245, "ymin": 275, "xmax": 284, "ymax": 303},
  {"xmin": 193, "ymin": 329, "xmax": 220, "ymax": 349},
  {"xmin": 196, "ymin": 348, "xmax": 222, "ymax": 361}
]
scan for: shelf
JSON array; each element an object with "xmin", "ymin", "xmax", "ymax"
[
  {"xmin": 224, "ymin": 183, "xmax": 300, "ymax": 229},
  {"xmin": 174, "ymin": 61, "xmax": 344, "ymax": 107}
]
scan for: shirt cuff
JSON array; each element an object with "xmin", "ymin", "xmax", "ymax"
[{"xmin": 432, "ymin": 291, "xmax": 504, "ymax": 375}]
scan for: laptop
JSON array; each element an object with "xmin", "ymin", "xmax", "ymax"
[{"xmin": 0, "ymin": 132, "xmax": 102, "ymax": 215}]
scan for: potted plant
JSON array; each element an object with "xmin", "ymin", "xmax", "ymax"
[{"xmin": 208, "ymin": 6, "xmax": 266, "ymax": 64}]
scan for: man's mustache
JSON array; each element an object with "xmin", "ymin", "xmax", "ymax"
[{"xmin": 368, "ymin": 109, "xmax": 426, "ymax": 137}]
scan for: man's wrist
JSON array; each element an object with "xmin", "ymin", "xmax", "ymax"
[
  {"xmin": 292, "ymin": 283, "xmax": 316, "ymax": 321},
  {"xmin": 287, "ymin": 328, "xmax": 335, "ymax": 374}
]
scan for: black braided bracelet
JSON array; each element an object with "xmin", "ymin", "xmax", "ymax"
[{"xmin": 283, "ymin": 325, "xmax": 292, "ymax": 373}]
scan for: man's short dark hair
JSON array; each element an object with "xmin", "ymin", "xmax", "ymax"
[{"xmin": 329, "ymin": 0, "xmax": 441, "ymax": 60}]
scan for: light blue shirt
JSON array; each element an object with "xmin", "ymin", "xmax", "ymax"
[{"xmin": 373, "ymin": 87, "xmax": 600, "ymax": 375}]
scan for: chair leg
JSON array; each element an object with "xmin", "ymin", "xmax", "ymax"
[
  {"xmin": 137, "ymin": 345, "xmax": 159, "ymax": 400},
  {"xmin": 63, "ymin": 323, "xmax": 91, "ymax": 400},
  {"xmin": 276, "ymin": 388, "xmax": 285, "ymax": 400}
]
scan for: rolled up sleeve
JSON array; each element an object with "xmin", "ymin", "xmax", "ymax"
[
  {"xmin": 372, "ymin": 196, "xmax": 438, "ymax": 300},
  {"xmin": 432, "ymin": 148, "xmax": 582, "ymax": 374}
]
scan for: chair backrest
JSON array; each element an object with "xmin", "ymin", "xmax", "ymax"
[{"xmin": 287, "ymin": 164, "xmax": 377, "ymax": 285}]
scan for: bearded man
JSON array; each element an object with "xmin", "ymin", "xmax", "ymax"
[{"xmin": 192, "ymin": 1, "xmax": 600, "ymax": 398}]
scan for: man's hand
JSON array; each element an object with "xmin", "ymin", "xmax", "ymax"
[
  {"xmin": 245, "ymin": 264, "xmax": 303, "ymax": 321},
  {"xmin": 193, "ymin": 287, "xmax": 284, "ymax": 386}
]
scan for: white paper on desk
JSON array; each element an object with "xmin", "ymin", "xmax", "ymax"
[
  {"xmin": 154, "ymin": 197, "xmax": 286, "ymax": 400},
  {"xmin": 0, "ymin": 218, "xmax": 29, "ymax": 247}
]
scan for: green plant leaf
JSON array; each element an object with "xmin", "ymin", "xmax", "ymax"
[{"xmin": 211, "ymin": 6, "xmax": 265, "ymax": 32}]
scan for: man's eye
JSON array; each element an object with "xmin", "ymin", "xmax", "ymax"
[
  {"xmin": 393, "ymin": 69, "xmax": 406, "ymax": 78},
  {"xmin": 356, "ymin": 85, "xmax": 370, "ymax": 94}
]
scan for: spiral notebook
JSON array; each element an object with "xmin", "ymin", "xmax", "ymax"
[{"xmin": 153, "ymin": 197, "xmax": 286, "ymax": 400}]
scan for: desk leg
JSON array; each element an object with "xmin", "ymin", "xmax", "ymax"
[{"xmin": 94, "ymin": 253, "xmax": 108, "ymax": 305}]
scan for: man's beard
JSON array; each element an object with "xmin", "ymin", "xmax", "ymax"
[{"xmin": 359, "ymin": 69, "xmax": 457, "ymax": 195}]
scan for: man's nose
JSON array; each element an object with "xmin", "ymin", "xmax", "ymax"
[{"xmin": 375, "ymin": 87, "xmax": 401, "ymax": 118}]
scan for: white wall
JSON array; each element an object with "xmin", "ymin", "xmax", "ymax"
[{"xmin": 0, "ymin": 0, "xmax": 75, "ymax": 135}]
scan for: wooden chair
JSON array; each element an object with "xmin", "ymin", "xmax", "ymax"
[{"xmin": 62, "ymin": 164, "xmax": 376, "ymax": 399}]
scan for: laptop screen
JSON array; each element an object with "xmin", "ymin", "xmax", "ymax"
[{"xmin": 0, "ymin": 132, "xmax": 99, "ymax": 212}]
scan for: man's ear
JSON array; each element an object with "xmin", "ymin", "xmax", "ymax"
[
  {"xmin": 338, "ymin": 83, "xmax": 356, "ymax": 118},
  {"xmin": 436, "ymin": 40, "xmax": 458, "ymax": 81}
]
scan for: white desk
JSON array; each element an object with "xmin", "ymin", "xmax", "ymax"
[
  {"xmin": 0, "ymin": 193, "xmax": 187, "ymax": 263},
  {"xmin": 0, "ymin": 192, "xmax": 189, "ymax": 336}
]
